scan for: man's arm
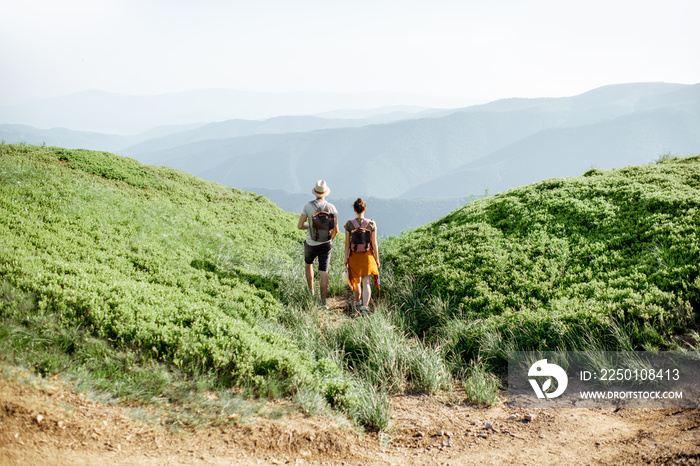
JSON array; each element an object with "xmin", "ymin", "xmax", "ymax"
[
  {"xmin": 344, "ymin": 229, "xmax": 351, "ymax": 267},
  {"xmin": 297, "ymin": 214, "xmax": 308, "ymax": 230}
]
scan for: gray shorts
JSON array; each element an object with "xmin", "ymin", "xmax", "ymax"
[{"xmin": 304, "ymin": 241, "xmax": 333, "ymax": 272}]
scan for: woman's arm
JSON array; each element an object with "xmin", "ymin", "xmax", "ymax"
[{"xmin": 371, "ymin": 229, "xmax": 380, "ymax": 268}]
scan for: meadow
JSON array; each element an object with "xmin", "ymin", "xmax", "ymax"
[
  {"xmin": 1, "ymin": 144, "xmax": 698, "ymax": 432},
  {"xmin": 384, "ymin": 155, "xmax": 700, "ymax": 373}
]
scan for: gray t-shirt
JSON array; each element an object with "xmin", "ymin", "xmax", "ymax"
[{"xmin": 302, "ymin": 199, "xmax": 338, "ymax": 246}]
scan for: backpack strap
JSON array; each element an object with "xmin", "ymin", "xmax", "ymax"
[
  {"xmin": 363, "ymin": 219, "xmax": 373, "ymax": 251},
  {"xmin": 349, "ymin": 218, "xmax": 358, "ymax": 252},
  {"xmin": 311, "ymin": 200, "xmax": 322, "ymax": 241},
  {"xmin": 350, "ymin": 218, "xmax": 371, "ymax": 230}
]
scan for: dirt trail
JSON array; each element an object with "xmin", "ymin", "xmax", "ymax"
[
  {"xmin": 2, "ymin": 360, "xmax": 699, "ymax": 465},
  {"xmin": 2, "ymin": 296, "xmax": 699, "ymax": 465}
]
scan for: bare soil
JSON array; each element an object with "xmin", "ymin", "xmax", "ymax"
[
  {"xmin": 2, "ymin": 296, "xmax": 699, "ymax": 465},
  {"xmin": 2, "ymin": 361, "xmax": 700, "ymax": 466}
]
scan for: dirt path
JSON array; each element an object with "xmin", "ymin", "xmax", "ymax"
[
  {"xmin": 2, "ymin": 297, "xmax": 699, "ymax": 465},
  {"xmin": 2, "ymin": 359, "xmax": 699, "ymax": 465}
]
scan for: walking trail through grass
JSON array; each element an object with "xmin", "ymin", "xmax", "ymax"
[{"xmin": 2, "ymin": 362, "xmax": 698, "ymax": 465}]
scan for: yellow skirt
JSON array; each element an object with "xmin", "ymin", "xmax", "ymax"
[{"xmin": 347, "ymin": 251, "xmax": 379, "ymax": 291}]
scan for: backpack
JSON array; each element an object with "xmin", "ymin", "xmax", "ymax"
[
  {"xmin": 349, "ymin": 218, "xmax": 372, "ymax": 252},
  {"xmin": 311, "ymin": 201, "xmax": 335, "ymax": 242}
]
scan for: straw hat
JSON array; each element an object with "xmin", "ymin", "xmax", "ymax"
[{"xmin": 312, "ymin": 180, "xmax": 330, "ymax": 197}]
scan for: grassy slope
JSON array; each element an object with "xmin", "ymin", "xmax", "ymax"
[
  {"xmin": 4, "ymin": 143, "xmax": 700, "ymax": 429},
  {"xmin": 0, "ymin": 144, "xmax": 345, "ymax": 394},
  {"xmin": 385, "ymin": 155, "xmax": 700, "ymax": 367}
]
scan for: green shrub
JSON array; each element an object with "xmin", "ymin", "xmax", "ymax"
[
  {"xmin": 0, "ymin": 144, "xmax": 334, "ymax": 399},
  {"xmin": 385, "ymin": 155, "xmax": 700, "ymax": 369}
]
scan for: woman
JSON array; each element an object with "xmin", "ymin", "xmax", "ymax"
[{"xmin": 344, "ymin": 198, "xmax": 380, "ymax": 313}]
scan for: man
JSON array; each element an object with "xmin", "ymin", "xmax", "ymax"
[{"xmin": 297, "ymin": 180, "xmax": 339, "ymax": 307}]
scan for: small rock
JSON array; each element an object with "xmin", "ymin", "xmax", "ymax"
[
  {"xmin": 486, "ymin": 422, "xmax": 501, "ymax": 433},
  {"xmin": 36, "ymin": 414, "xmax": 44, "ymax": 424},
  {"xmin": 437, "ymin": 430, "xmax": 445, "ymax": 437},
  {"xmin": 524, "ymin": 413, "xmax": 535, "ymax": 422},
  {"xmin": 539, "ymin": 434, "xmax": 545, "ymax": 439},
  {"xmin": 58, "ymin": 421, "xmax": 65, "ymax": 429},
  {"xmin": 415, "ymin": 431, "xmax": 425, "ymax": 438},
  {"xmin": 508, "ymin": 414, "xmax": 518, "ymax": 421},
  {"xmin": 446, "ymin": 431, "xmax": 454, "ymax": 438},
  {"xmin": 478, "ymin": 433, "xmax": 488, "ymax": 439}
]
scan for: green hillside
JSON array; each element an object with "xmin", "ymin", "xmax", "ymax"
[
  {"xmin": 3, "ymin": 143, "xmax": 700, "ymax": 432},
  {"xmin": 0, "ymin": 144, "xmax": 353, "ymax": 408},
  {"xmin": 385, "ymin": 155, "xmax": 700, "ymax": 368}
]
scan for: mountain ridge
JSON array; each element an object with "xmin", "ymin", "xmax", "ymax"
[
  {"xmin": 402, "ymin": 100, "xmax": 700, "ymax": 198},
  {"xmin": 128, "ymin": 82, "xmax": 699, "ymax": 201},
  {"xmin": 3, "ymin": 82, "xmax": 698, "ymax": 237},
  {"xmin": 0, "ymin": 88, "xmax": 480, "ymax": 134}
]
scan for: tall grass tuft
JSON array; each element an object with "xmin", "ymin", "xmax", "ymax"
[
  {"xmin": 461, "ymin": 359, "xmax": 500, "ymax": 406},
  {"xmin": 350, "ymin": 381, "xmax": 390, "ymax": 432}
]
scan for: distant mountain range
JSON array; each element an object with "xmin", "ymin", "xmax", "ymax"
[
  {"xmin": 0, "ymin": 105, "xmax": 449, "ymax": 154},
  {"xmin": 2, "ymin": 82, "xmax": 699, "ymax": 235},
  {"xmin": 403, "ymin": 84, "xmax": 700, "ymax": 198},
  {"xmin": 0, "ymin": 89, "xmax": 477, "ymax": 134},
  {"xmin": 122, "ymin": 82, "xmax": 700, "ymax": 200},
  {"xmin": 0, "ymin": 122, "xmax": 203, "ymax": 154}
]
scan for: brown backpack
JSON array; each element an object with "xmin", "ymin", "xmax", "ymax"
[
  {"xmin": 349, "ymin": 218, "xmax": 372, "ymax": 252},
  {"xmin": 311, "ymin": 201, "xmax": 335, "ymax": 242}
]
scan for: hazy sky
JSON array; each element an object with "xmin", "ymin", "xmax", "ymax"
[{"xmin": 1, "ymin": 0, "xmax": 698, "ymax": 105}]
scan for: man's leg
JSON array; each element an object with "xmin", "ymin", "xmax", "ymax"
[
  {"xmin": 317, "ymin": 241, "xmax": 332, "ymax": 302},
  {"xmin": 305, "ymin": 263, "xmax": 315, "ymax": 295},
  {"xmin": 303, "ymin": 242, "xmax": 316, "ymax": 295},
  {"xmin": 320, "ymin": 271, "xmax": 329, "ymax": 300}
]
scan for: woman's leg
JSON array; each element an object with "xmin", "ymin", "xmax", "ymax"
[
  {"xmin": 352, "ymin": 280, "xmax": 361, "ymax": 303},
  {"xmin": 361, "ymin": 275, "xmax": 372, "ymax": 307}
]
